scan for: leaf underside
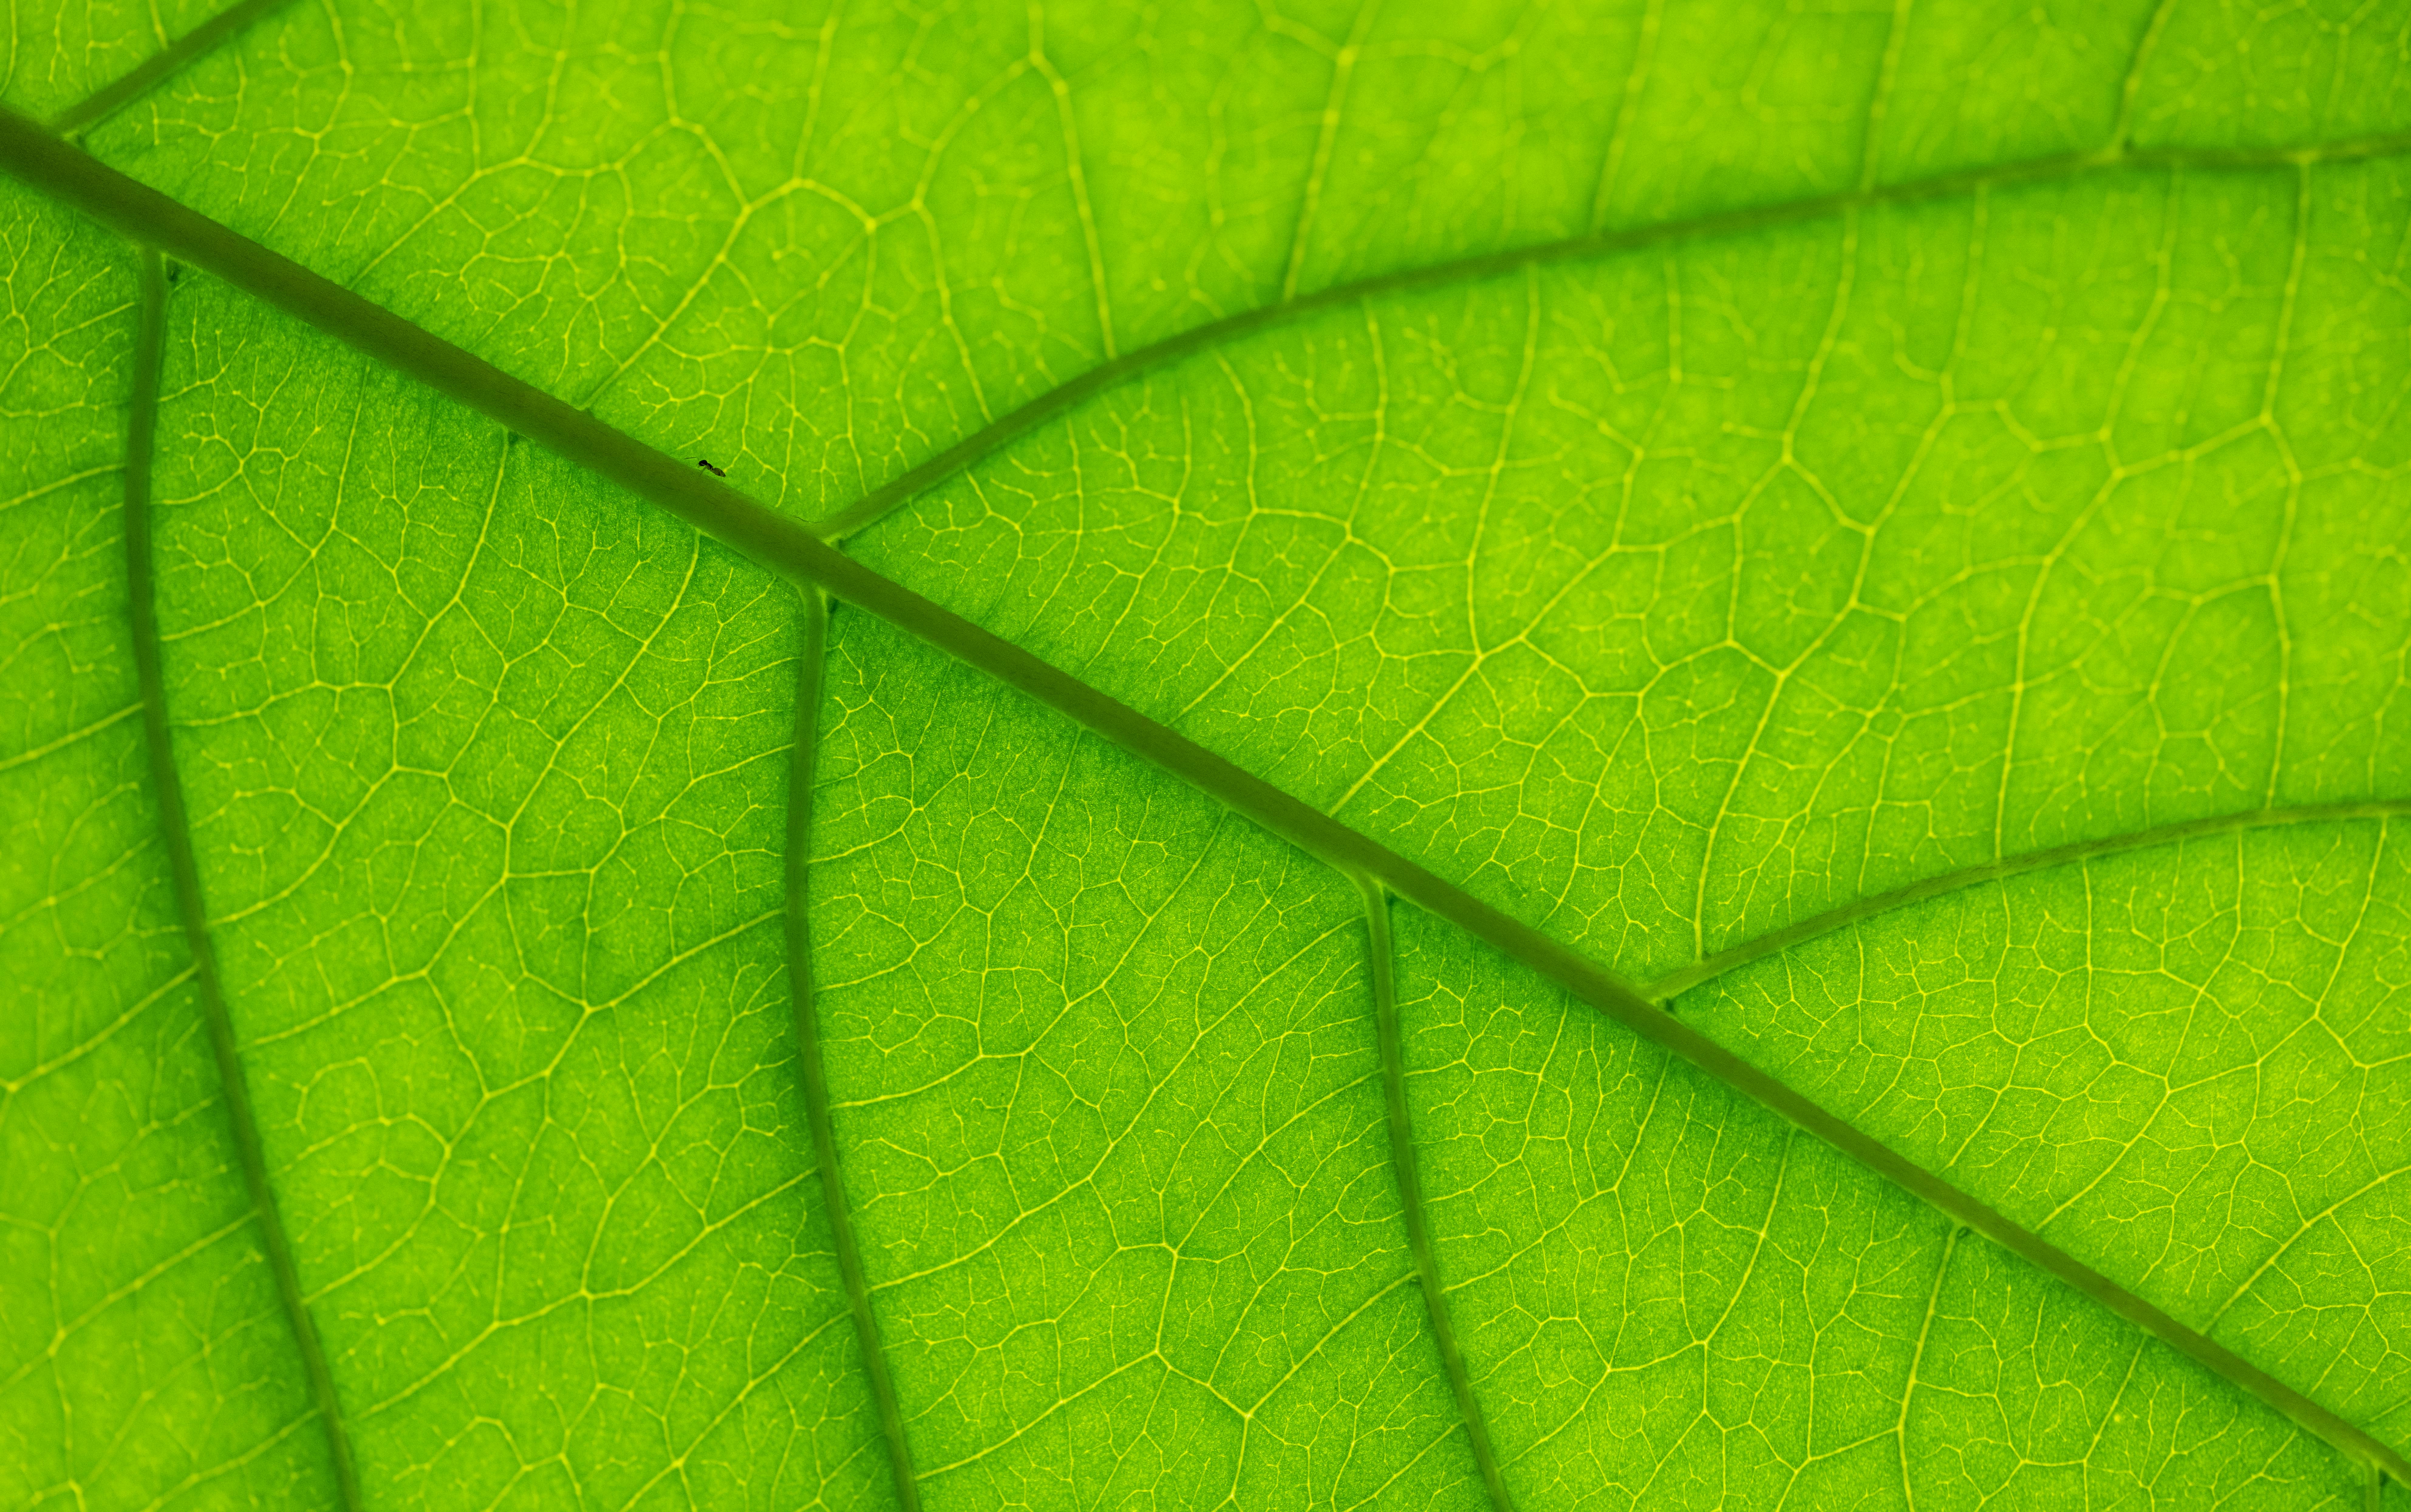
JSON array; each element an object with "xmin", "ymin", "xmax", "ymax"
[{"xmin": 6, "ymin": 3, "xmax": 2411, "ymax": 1511}]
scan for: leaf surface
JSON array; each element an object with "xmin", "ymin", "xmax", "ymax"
[{"xmin": 5, "ymin": 3, "xmax": 2411, "ymax": 1510}]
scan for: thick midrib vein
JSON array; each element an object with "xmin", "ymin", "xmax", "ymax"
[
  {"xmin": 783, "ymin": 590, "xmax": 922, "ymax": 1511},
  {"xmin": 813, "ymin": 125, "xmax": 2411, "ymax": 543},
  {"xmin": 10, "ymin": 108, "xmax": 2409, "ymax": 1486},
  {"xmin": 1645, "ymin": 800, "xmax": 2411, "ymax": 1003},
  {"xmin": 1360, "ymin": 877, "xmax": 1514, "ymax": 1512},
  {"xmin": 121, "ymin": 246, "xmax": 363, "ymax": 1511}
]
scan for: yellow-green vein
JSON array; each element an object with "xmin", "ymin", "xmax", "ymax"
[{"xmin": 9, "ymin": 109, "xmax": 2405, "ymax": 1487}]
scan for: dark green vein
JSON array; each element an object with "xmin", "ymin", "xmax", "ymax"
[
  {"xmin": 1645, "ymin": 800, "xmax": 2411, "ymax": 1004},
  {"xmin": 1359, "ymin": 878, "xmax": 1516, "ymax": 1512},
  {"xmin": 811, "ymin": 125, "xmax": 2411, "ymax": 543},
  {"xmin": 11, "ymin": 111, "xmax": 2404, "ymax": 1487},
  {"xmin": 121, "ymin": 245, "xmax": 362, "ymax": 1512},
  {"xmin": 47, "ymin": 0, "xmax": 299, "ymax": 137},
  {"xmin": 783, "ymin": 589, "xmax": 922, "ymax": 1512}
]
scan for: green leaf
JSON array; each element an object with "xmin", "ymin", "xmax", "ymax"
[{"xmin": 5, "ymin": 2, "xmax": 2411, "ymax": 1509}]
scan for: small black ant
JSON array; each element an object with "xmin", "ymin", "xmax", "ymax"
[{"xmin": 697, "ymin": 458, "xmax": 727, "ymax": 477}]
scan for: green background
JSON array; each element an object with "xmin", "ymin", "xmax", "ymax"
[{"xmin": 6, "ymin": 1, "xmax": 2411, "ymax": 1507}]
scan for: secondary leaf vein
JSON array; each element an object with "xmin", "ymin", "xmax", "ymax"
[
  {"xmin": 120, "ymin": 242, "xmax": 363, "ymax": 1512},
  {"xmin": 14, "ymin": 111, "xmax": 2406, "ymax": 1484}
]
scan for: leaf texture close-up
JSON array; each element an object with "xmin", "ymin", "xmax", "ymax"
[{"xmin": 6, "ymin": 2, "xmax": 2411, "ymax": 1508}]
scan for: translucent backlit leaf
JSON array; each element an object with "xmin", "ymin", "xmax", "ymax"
[{"xmin": 5, "ymin": 3, "xmax": 2411, "ymax": 1509}]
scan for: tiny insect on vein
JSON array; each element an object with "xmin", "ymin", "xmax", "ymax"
[{"xmin": 697, "ymin": 457, "xmax": 727, "ymax": 477}]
